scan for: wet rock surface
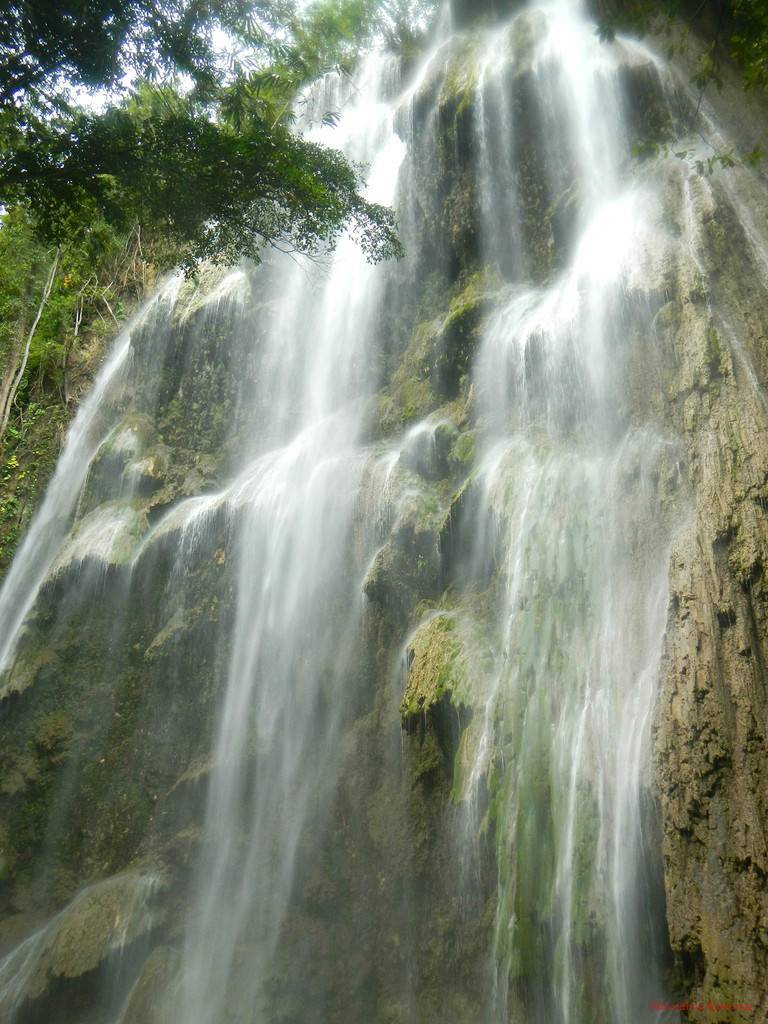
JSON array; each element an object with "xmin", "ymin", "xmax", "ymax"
[{"xmin": 650, "ymin": 164, "xmax": 768, "ymax": 1021}]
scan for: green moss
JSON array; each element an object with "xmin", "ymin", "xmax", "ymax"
[
  {"xmin": 412, "ymin": 730, "xmax": 444, "ymax": 781},
  {"xmin": 378, "ymin": 271, "xmax": 496, "ymax": 433},
  {"xmin": 400, "ymin": 614, "xmax": 464, "ymax": 723},
  {"xmin": 34, "ymin": 712, "xmax": 73, "ymax": 757},
  {"xmin": 451, "ymin": 431, "xmax": 476, "ymax": 465},
  {"xmin": 439, "ymin": 37, "xmax": 481, "ymax": 118},
  {"xmin": 0, "ymin": 403, "xmax": 70, "ymax": 574},
  {"xmin": 399, "ymin": 610, "xmax": 483, "ymax": 741},
  {"xmin": 0, "ymin": 646, "xmax": 58, "ymax": 702},
  {"xmin": 704, "ymin": 324, "xmax": 731, "ymax": 384}
]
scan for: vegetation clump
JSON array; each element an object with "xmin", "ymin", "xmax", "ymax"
[
  {"xmin": 400, "ymin": 613, "xmax": 466, "ymax": 725},
  {"xmin": 599, "ymin": 0, "xmax": 768, "ymax": 170}
]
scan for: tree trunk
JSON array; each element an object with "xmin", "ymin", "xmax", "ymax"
[
  {"xmin": 0, "ymin": 335, "xmax": 25, "ymax": 432},
  {"xmin": 0, "ymin": 248, "xmax": 60, "ymax": 442}
]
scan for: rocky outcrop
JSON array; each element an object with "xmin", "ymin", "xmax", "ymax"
[
  {"xmin": 649, "ymin": 162, "xmax": 768, "ymax": 1021},
  {"xmin": 0, "ymin": 872, "xmax": 163, "ymax": 1021}
]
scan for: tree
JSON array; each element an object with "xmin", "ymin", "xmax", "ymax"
[
  {"xmin": 0, "ymin": 0, "xmax": 294, "ymax": 108},
  {"xmin": 291, "ymin": 0, "xmax": 436, "ymax": 64},
  {"xmin": 0, "ymin": 0, "xmax": 409, "ymax": 271},
  {"xmin": 2, "ymin": 83, "xmax": 404, "ymax": 273}
]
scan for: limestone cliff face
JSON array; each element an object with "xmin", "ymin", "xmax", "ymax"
[
  {"xmin": 590, "ymin": 33, "xmax": 768, "ymax": 1019},
  {"xmin": 450, "ymin": 0, "xmax": 520, "ymax": 29},
  {"xmin": 650, "ymin": 167, "xmax": 768, "ymax": 1021}
]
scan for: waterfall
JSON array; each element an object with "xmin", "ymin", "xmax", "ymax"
[
  {"xmin": 3, "ymin": 0, "xmax": 763, "ymax": 1020},
  {"xmin": 416, "ymin": 5, "xmax": 680, "ymax": 1020}
]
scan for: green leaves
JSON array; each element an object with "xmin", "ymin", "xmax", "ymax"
[
  {"xmin": 631, "ymin": 137, "xmax": 748, "ymax": 175},
  {"xmin": 0, "ymin": 0, "xmax": 295, "ymax": 109},
  {"xmin": 597, "ymin": 0, "xmax": 768, "ymax": 98},
  {"xmin": 692, "ymin": 41, "xmax": 725, "ymax": 93},
  {"xmin": 0, "ymin": 1, "xmax": 422, "ymax": 272},
  {"xmin": 600, "ymin": 1, "xmax": 768, "ymax": 176}
]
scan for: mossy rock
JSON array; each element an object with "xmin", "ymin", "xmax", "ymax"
[
  {"xmin": 379, "ymin": 272, "xmax": 495, "ymax": 432},
  {"xmin": 397, "ymin": 418, "xmax": 461, "ymax": 482},
  {"xmin": 363, "ymin": 525, "xmax": 441, "ymax": 628},
  {"xmin": 144, "ymin": 607, "xmax": 199, "ymax": 663},
  {"xmin": 438, "ymin": 474, "xmax": 497, "ymax": 586},
  {"xmin": 119, "ymin": 945, "xmax": 180, "ymax": 1024},
  {"xmin": 49, "ymin": 503, "xmax": 148, "ymax": 578},
  {"xmin": 0, "ymin": 646, "xmax": 58, "ymax": 702},
  {"xmin": 450, "ymin": 431, "xmax": 476, "ymax": 468},
  {"xmin": 400, "ymin": 613, "xmax": 480, "ymax": 805},
  {"xmin": 4, "ymin": 872, "xmax": 164, "ymax": 1009},
  {"xmin": 401, "ymin": 614, "xmax": 467, "ymax": 725},
  {"xmin": 170, "ymin": 266, "xmax": 248, "ymax": 327}
]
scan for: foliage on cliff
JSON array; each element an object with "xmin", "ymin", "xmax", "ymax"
[
  {"xmin": 0, "ymin": 205, "xmax": 161, "ymax": 571},
  {"xmin": 599, "ymin": 0, "xmax": 768, "ymax": 95},
  {"xmin": 596, "ymin": 0, "xmax": 768, "ymax": 173}
]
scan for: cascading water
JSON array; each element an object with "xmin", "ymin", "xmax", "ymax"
[
  {"xmin": 160, "ymin": 58, "xmax": 408, "ymax": 1024},
  {"xmin": 2, "ymin": 0, "xmax": 766, "ymax": 1021},
  {"xmin": 460, "ymin": 11, "xmax": 678, "ymax": 1019}
]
